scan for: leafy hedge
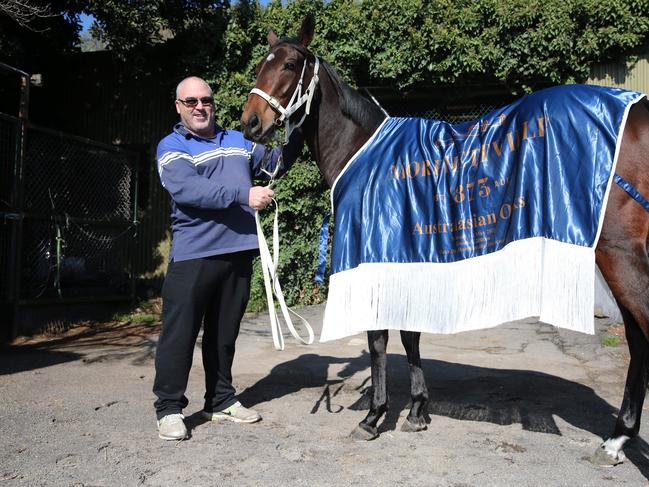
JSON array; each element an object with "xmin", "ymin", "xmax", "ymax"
[{"xmin": 207, "ymin": 0, "xmax": 649, "ymax": 310}]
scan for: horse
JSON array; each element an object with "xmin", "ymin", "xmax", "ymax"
[{"xmin": 241, "ymin": 15, "xmax": 649, "ymax": 466}]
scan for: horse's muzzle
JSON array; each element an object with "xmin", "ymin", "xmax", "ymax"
[
  {"xmin": 240, "ymin": 112, "xmax": 261, "ymax": 140},
  {"xmin": 241, "ymin": 111, "xmax": 275, "ymax": 143}
]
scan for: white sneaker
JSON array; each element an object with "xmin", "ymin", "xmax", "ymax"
[
  {"xmin": 202, "ymin": 402, "xmax": 261, "ymax": 423},
  {"xmin": 157, "ymin": 413, "xmax": 187, "ymax": 440}
]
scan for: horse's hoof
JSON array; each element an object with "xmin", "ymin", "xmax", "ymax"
[
  {"xmin": 401, "ymin": 417, "xmax": 427, "ymax": 432},
  {"xmin": 590, "ymin": 444, "xmax": 626, "ymax": 467},
  {"xmin": 350, "ymin": 424, "xmax": 378, "ymax": 441}
]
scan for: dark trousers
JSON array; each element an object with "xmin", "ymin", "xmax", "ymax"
[{"xmin": 153, "ymin": 251, "xmax": 254, "ymax": 420}]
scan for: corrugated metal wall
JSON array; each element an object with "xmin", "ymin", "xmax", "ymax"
[{"xmin": 588, "ymin": 55, "xmax": 649, "ymax": 93}]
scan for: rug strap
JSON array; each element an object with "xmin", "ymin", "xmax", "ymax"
[{"xmin": 614, "ymin": 173, "xmax": 649, "ymax": 213}]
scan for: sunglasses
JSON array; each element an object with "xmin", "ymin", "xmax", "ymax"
[{"xmin": 177, "ymin": 97, "xmax": 214, "ymax": 108}]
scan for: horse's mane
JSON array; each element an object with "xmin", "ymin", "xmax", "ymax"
[
  {"xmin": 274, "ymin": 38, "xmax": 386, "ymax": 134},
  {"xmin": 319, "ymin": 59, "xmax": 386, "ymax": 135}
]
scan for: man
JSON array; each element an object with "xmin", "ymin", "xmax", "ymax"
[{"xmin": 153, "ymin": 76, "xmax": 303, "ymax": 440}]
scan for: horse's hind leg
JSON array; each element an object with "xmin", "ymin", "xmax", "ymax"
[
  {"xmin": 399, "ymin": 331, "xmax": 429, "ymax": 432},
  {"xmin": 351, "ymin": 330, "xmax": 389, "ymax": 441},
  {"xmin": 593, "ymin": 305, "xmax": 649, "ymax": 466},
  {"xmin": 593, "ymin": 210, "xmax": 649, "ymax": 463}
]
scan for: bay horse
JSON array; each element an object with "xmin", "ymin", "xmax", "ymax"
[{"xmin": 241, "ymin": 15, "xmax": 649, "ymax": 466}]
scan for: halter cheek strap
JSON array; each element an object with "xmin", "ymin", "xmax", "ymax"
[
  {"xmin": 250, "ymin": 56, "xmax": 320, "ymax": 144},
  {"xmin": 250, "ymin": 90, "xmax": 284, "ymax": 114}
]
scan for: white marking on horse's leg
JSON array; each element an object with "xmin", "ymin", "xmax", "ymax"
[
  {"xmin": 603, "ymin": 435, "xmax": 629, "ymax": 457},
  {"xmin": 595, "ymin": 435, "xmax": 629, "ymax": 465}
]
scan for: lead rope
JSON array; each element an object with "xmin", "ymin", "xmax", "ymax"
[{"xmin": 255, "ymin": 152, "xmax": 315, "ymax": 350}]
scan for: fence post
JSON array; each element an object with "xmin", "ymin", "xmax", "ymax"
[
  {"xmin": 130, "ymin": 153, "xmax": 140, "ymax": 306},
  {"xmin": 7, "ymin": 74, "xmax": 31, "ymax": 339},
  {"xmin": 19, "ymin": 74, "xmax": 29, "ymax": 121},
  {"xmin": 6, "ymin": 127, "xmax": 25, "ymax": 340}
]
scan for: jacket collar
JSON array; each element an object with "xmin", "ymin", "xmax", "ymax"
[{"xmin": 173, "ymin": 122, "xmax": 224, "ymax": 140}]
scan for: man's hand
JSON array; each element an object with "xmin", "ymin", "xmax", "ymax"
[{"xmin": 248, "ymin": 186, "xmax": 275, "ymax": 210}]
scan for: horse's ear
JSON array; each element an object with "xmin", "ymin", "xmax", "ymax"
[
  {"xmin": 267, "ymin": 30, "xmax": 278, "ymax": 46},
  {"xmin": 297, "ymin": 14, "xmax": 315, "ymax": 47}
]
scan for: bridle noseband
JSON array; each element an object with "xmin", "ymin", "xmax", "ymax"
[{"xmin": 250, "ymin": 53, "xmax": 320, "ymax": 145}]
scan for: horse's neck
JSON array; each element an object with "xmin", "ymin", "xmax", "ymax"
[{"xmin": 302, "ymin": 74, "xmax": 382, "ymax": 187}]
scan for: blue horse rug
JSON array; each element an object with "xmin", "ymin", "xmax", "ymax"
[{"xmin": 321, "ymin": 84, "xmax": 645, "ymax": 342}]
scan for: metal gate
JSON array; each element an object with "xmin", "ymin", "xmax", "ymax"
[{"xmin": 0, "ymin": 113, "xmax": 138, "ymax": 340}]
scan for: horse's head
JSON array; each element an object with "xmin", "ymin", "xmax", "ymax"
[{"xmin": 241, "ymin": 15, "xmax": 317, "ymax": 144}]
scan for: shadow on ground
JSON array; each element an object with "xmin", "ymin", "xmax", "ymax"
[
  {"xmin": 239, "ymin": 351, "xmax": 649, "ymax": 478},
  {"xmin": 0, "ymin": 321, "xmax": 159, "ymax": 374},
  {"xmin": 0, "ymin": 347, "xmax": 82, "ymax": 375}
]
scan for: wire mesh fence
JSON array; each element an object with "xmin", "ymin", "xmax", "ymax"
[
  {"xmin": 24, "ymin": 128, "xmax": 133, "ymax": 220},
  {"xmin": 0, "ymin": 114, "xmax": 137, "ymax": 321},
  {"xmin": 19, "ymin": 219, "xmax": 134, "ymax": 300},
  {"xmin": 413, "ymin": 103, "xmax": 504, "ymax": 124}
]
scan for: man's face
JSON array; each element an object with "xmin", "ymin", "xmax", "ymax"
[{"xmin": 175, "ymin": 79, "xmax": 215, "ymax": 138}]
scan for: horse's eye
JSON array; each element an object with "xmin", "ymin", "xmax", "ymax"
[{"xmin": 284, "ymin": 62, "xmax": 296, "ymax": 71}]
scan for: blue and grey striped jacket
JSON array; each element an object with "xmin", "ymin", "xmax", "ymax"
[{"xmin": 156, "ymin": 123, "xmax": 302, "ymax": 262}]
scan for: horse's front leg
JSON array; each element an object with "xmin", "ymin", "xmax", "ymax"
[
  {"xmin": 400, "ymin": 330, "xmax": 429, "ymax": 432},
  {"xmin": 351, "ymin": 330, "xmax": 389, "ymax": 441}
]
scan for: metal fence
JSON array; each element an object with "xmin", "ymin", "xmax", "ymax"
[
  {"xmin": 367, "ymin": 84, "xmax": 511, "ymax": 124},
  {"xmin": 0, "ymin": 114, "xmax": 16, "ymax": 212},
  {"xmin": 0, "ymin": 115, "xmax": 19, "ymax": 306},
  {"xmin": 0, "ymin": 112, "xmax": 138, "ymax": 338},
  {"xmin": 414, "ymin": 103, "xmax": 504, "ymax": 123}
]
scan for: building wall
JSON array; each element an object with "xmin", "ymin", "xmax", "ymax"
[{"xmin": 588, "ymin": 55, "xmax": 649, "ymax": 94}]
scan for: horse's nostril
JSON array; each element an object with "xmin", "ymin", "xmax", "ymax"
[{"xmin": 249, "ymin": 113, "xmax": 260, "ymax": 130}]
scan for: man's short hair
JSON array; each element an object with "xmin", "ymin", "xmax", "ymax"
[{"xmin": 175, "ymin": 76, "xmax": 212, "ymax": 99}]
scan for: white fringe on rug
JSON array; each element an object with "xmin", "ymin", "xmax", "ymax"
[{"xmin": 321, "ymin": 237, "xmax": 596, "ymax": 342}]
